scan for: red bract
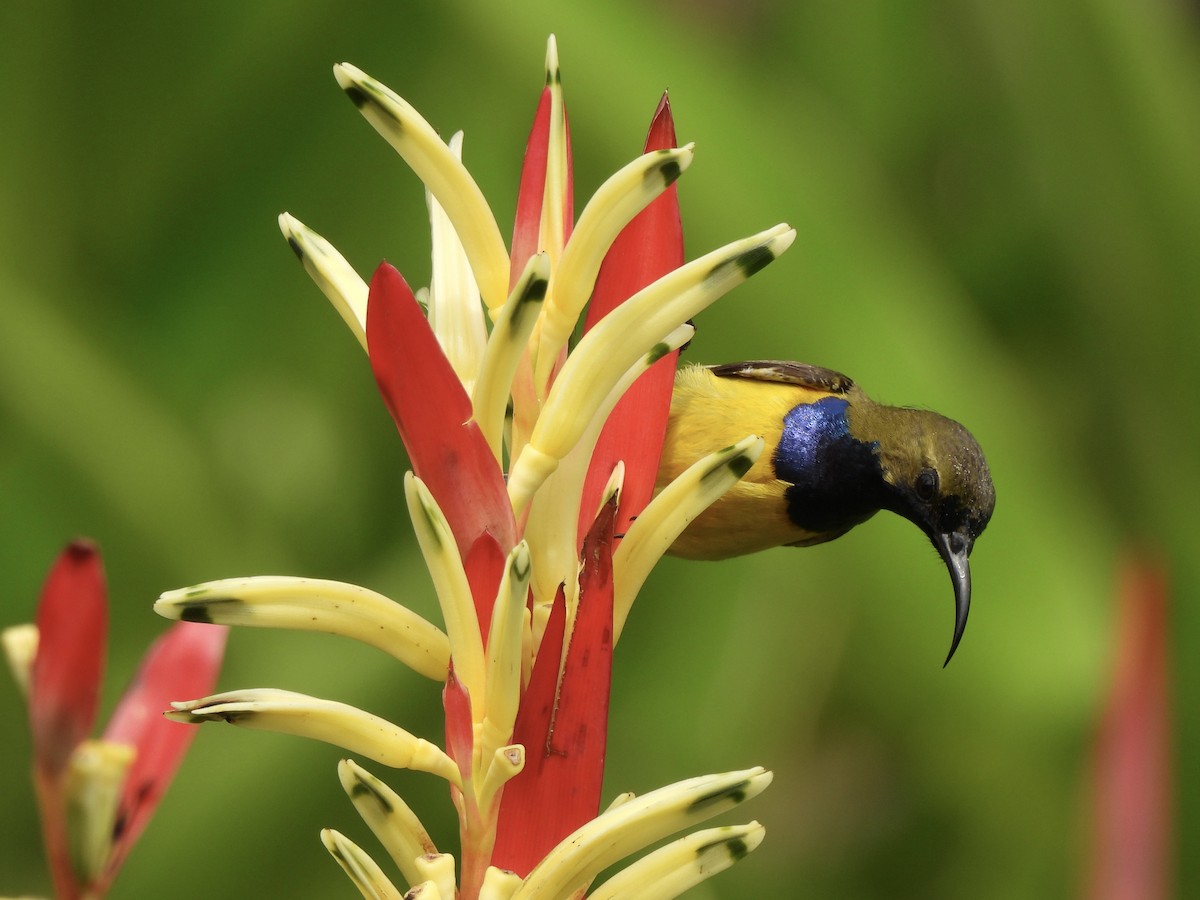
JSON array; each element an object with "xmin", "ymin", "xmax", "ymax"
[
  {"xmin": 483, "ymin": 94, "xmax": 680, "ymax": 878},
  {"xmin": 366, "ymin": 261, "xmax": 517, "ymax": 567},
  {"xmin": 30, "ymin": 541, "xmax": 108, "ymax": 900},
  {"xmin": 492, "ymin": 496, "xmax": 617, "ymax": 876},
  {"xmin": 443, "ymin": 668, "xmax": 475, "ymax": 787},
  {"xmin": 489, "ymin": 582, "xmax": 567, "ymax": 875},
  {"xmin": 578, "ymin": 94, "xmax": 684, "ymax": 546},
  {"xmin": 31, "ymin": 540, "xmax": 107, "ymax": 777},
  {"xmin": 24, "ymin": 541, "xmax": 227, "ymax": 900},
  {"xmin": 510, "ymin": 84, "xmax": 574, "ymax": 288},
  {"xmin": 463, "ymin": 533, "xmax": 507, "ymax": 642},
  {"xmin": 101, "ymin": 621, "xmax": 227, "ymax": 882},
  {"xmin": 1088, "ymin": 554, "xmax": 1172, "ymax": 900},
  {"xmin": 508, "ymin": 73, "xmax": 574, "ymax": 430}
]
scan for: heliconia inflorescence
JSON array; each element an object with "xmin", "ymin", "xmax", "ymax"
[
  {"xmin": 4, "ymin": 540, "xmax": 227, "ymax": 899},
  {"xmin": 156, "ymin": 35, "xmax": 791, "ymax": 899}
]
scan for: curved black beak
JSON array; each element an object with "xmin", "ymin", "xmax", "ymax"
[{"xmin": 932, "ymin": 532, "xmax": 972, "ymax": 666}]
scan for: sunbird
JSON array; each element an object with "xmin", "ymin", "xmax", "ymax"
[{"xmin": 658, "ymin": 361, "xmax": 995, "ymax": 665}]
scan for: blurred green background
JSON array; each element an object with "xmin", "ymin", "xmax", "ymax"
[{"xmin": 2, "ymin": 1, "xmax": 1197, "ymax": 897}]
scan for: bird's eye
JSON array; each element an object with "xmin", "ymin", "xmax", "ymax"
[{"xmin": 915, "ymin": 468, "xmax": 939, "ymax": 501}]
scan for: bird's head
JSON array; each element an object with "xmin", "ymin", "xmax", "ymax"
[{"xmin": 850, "ymin": 404, "xmax": 996, "ymax": 665}]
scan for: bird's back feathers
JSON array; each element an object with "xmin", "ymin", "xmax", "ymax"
[{"xmin": 707, "ymin": 360, "xmax": 855, "ymax": 395}]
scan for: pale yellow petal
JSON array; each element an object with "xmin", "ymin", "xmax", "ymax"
[
  {"xmin": 322, "ymin": 828, "xmax": 405, "ymax": 900},
  {"xmin": 534, "ymin": 34, "xmax": 568, "ymax": 273},
  {"xmin": 1, "ymin": 623, "xmax": 37, "ymax": 700},
  {"xmin": 613, "ymin": 435, "xmax": 763, "ymax": 642},
  {"xmin": 531, "ymin": 146, "xmax": 694, "ymax": 394},
  {"xmin": 587, "ymin": 822, "xmax": 765, "ymax": 900},
  {"xmin": 481, "ymin": 543, "xmax": 533, "ymax": 765},
  {"xmin": 507, "ymin": 224, "xmax": 792, "ymax": 516},
  {"xmin": 404, "ymin": 473, "xmax": 485, "ymax": 709},
  {"xmin": 414, "ymin": 853, "xmax": 458, "ymax": 900},
  {"xmin": 477, "ymin": 744, "xmax": 524, "ymax": 818},
  {"xmin": 479, "ymin": 866, "xmax": 523, "ymax": 900},
  {"xmin": 333, "ymin": 64, "xmax": 509, "ymax": 311},
  {"xmin": 471, "ymin": 253, "xmax": 551, "ymax": 461},
  {"xmin": 168, "ymin": 689, "xmax": 460, "ymax": 783},
  {"xmin": 338, "ymin": 759, "xmax": 437, "ymax": 891},
  {"xmin": 521, "ymin": 325, "xmax": 690, "ymax": 604},
  {"xmin": 427, "ymin": 131, "xmax": 488, "ymax": 395},
  {"xmin": 65, "ymin": 740, "xmax": 135, "ymax": 883},
  {"xmin": 278, "ymin": 213, "xmax": 368, "ymax": 352},
  {"xmin": 512, "ymin": 767, "xmax": 772, "ymax": 899},
  {"xmin": 156, "ymin": 576, "xmax": 449, "ymax": 681}
]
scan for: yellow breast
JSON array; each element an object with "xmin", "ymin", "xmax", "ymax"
[{"xmin": 656, "ymin": 365, "xmax": 839, "ymax": 559}]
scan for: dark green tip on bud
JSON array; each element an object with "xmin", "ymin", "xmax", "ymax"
[
  {"xmin": 343, "ymin": 84, "xmax": 369, "ymax": 109},
  {"xmin": 727, "ymin": 454, "xmax": 754, "ymax": 479},
  {"xmin": 178, "ymin": 603, "xmax": 215, "ymax": 625},
  {"xmin": 524, "ymin": 277, "xmax": 549, "ymax": 303},
  {"xmin": 168, "ymin": 711, "xmax": 210, "ymax": 725},
  {"xmin": 658, "ymin": 158, "xmax": 683, "ymax": 187},
  {"xmin": 689, "ymin": 779, "xmax": 751, "ymax": 812},
  {"xmin": 726, "ymin": 835, "xmax": 752, "ymax": 861},
  {"xmin": 733, "ymin": 244, "xmax": 776, "ymax": 278},
  {"xmin": 705, "ymin": 243, "xmax": 778, "ymax": 288},
  {"xmin": 349, "ymin": 778, "xmax": 393, "ymax": 813},
  {"xmin": 647, "ymin": 341, "xmax": 672, "ymax": 365},
  {"xmin": 699, "ymin": 834, "xmax": 752, "ymax": 862},
  {"xmin": 419, "ymin": 499, "xmax": 444, "ymax": 548}
]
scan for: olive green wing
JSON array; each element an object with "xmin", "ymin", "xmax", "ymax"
[{"xmin": 707, "ymin": 360, "xmax": 855, "ymax": 394}]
